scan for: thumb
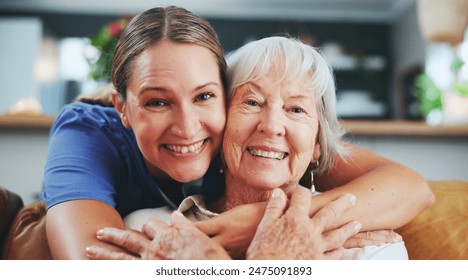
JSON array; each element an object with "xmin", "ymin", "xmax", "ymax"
[
  {"xmin": 261, "ymin": 188, "xmax": 287, "ymax": 223},
  {"xmin": 195, "ymin": 217, "xmax": 222, "ymax": 236}
]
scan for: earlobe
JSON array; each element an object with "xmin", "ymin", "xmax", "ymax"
[
  {"xmin": 313, "ymin": 143, "xmax": 321, "ymax": 162},
  {"xmin": 111, "ymin": 92, "xmax": 131, "ymax": 128}
]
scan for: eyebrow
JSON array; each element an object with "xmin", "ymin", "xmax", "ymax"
[
  {"xmin": 245, "ymin": 82, "xmax": 313, "ymax": 100},
  {"xmin": 140, "ymin": 81, "xmax": 222, "ymax": 95}
]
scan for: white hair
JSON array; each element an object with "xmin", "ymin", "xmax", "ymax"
[{"xmin": 226, "ymin": 36, "xmax": 347, "ymax": 174}]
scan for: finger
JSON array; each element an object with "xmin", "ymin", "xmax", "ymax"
[
  {"xmin": 171, "ymin": 211, "xmax": 197, "ymax": 230},
  {"xmin": 344, "ymin": 236, "xmax": 383, "ymax": 248},
  {"xmin": 261, "ymin": 188, "xmax": 287, "ymax": 223},
  {"xmin": 343, "ymin": 230, "xmax": 403, "ymax": 248},
  {"xmin": 194, "ymin": 218, "xmax": 222, "ymax": 237},
  {"xmin": 366, "ymin": 230, "xmax": 403, "ymax": 243},
  {"xmin": 323, "ymin": 221, "xmax": 362, "ymax": 251},
  {"xmin": 141, "ymin": 216, "xmax": 172, "ymax": 239},
  {"xmin": 322, "ymin": 247, "xmax": 345, "ymax": 260},
  {"xmin": 286, "ymin": 186, "xmax": 311, "ymax": 217},
  {"xmin": 313, "ymin": 193, "xmax": 356, "ymax": 230},
  {"xmin": 96, "ymin": 227, "xmax": 148, "ymax": 254},
  {"xmin": 85, "ymin": 245, "xmax": 140, "ymax": 260}
]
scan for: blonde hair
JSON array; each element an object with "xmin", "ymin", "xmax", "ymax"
[{"xmin": 226, "ymin": 36, "xmax": 347, "ymax": 174}]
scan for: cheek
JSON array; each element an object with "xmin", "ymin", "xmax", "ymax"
[
  {"xmin": 289, "ymin": 125, "xmax": 319, "ymax": 174},
  {"xmin": 204, "ymin": 108, "xmax": 226, "ymax": 153}
]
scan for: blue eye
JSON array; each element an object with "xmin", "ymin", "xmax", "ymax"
[{"xmin": 195, "ymin": 93, "xmax": 214, "ymax": 102}]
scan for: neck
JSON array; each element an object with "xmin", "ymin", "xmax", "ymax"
[
  {"xmin": 157, "ymin": 177, "xmax": 185, "ymax": 205},
  {"xmin": 210, "ymin": 171, "xmax": 297, "ymax": 213}
]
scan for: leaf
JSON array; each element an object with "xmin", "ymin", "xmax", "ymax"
[{"xmin": 413, "ymin": 73, "xmax": 443, "ymax": 118}]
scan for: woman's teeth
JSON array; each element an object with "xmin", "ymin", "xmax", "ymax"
[
  {"xmin": 166, "ymin": 140, "xmax": 204, "ymax": 154},
  {"xmin": 247, "ymin": 147, "xmax": 288, "ymax": 160}
]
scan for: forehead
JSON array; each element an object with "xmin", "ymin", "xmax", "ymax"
[
  {"xmin": 128, "ymin": 41, "xmax": 221, "ymax": 88},
  {"xmin": 134, "ymin": 41, "xmax": 217, "ymax": 70},
  {"xmin": 244, "ymin": 70, "xmax": 313, "ymax": 96}
]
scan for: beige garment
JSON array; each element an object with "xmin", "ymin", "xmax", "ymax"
[{"xmin": 123, "ymin": 195, "xmax": 216, "ymax": 230}]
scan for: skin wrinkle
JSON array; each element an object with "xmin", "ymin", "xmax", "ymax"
[{"xmin": 218, "ymin": 67, "xmax": 321, "ymax": 213}]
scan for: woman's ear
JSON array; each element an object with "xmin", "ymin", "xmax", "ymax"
[
  {"xmin": 111, "ymin": 91, "xmax": 131, "ymax": 128},
  {"xmin": 312, "ymin": 142, "xmax": 321, "ymax": 162}
]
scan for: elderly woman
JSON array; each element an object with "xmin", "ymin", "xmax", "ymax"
[{"xmin": 86, "ymin": 36, "xmax": 425, "ymax": 260}]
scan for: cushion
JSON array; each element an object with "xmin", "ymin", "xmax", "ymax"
[
  {"xmin": 2, "ymin": 201, "xmax": 52, "ymax": 260},
  {"xmin": 0, "ymin": 186, "xmax": 24, "ymax": 258},
  {"xmin": 397, "ymin": 181, "xmax": 468, "ymax": 260}
]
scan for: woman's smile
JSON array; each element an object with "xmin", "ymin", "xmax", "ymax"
[
  {"xmin": 164, "ymin": 139, "xmax": 207, "ymax": 155},
  {"xmin": 247, "ymin": 146, "xmax": 289, "ymax": 160}
]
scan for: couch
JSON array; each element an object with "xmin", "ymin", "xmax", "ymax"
[{"xmin": 1, "ymin": 181, "xmax": 467, "ymax": 260}]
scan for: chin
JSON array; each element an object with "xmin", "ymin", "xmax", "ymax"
[
  {"xmin": 173, "ymin": 165, "xmax": 210, "ymax": 183},
  {"xmin": 246, "ymin": 177, "xmax": 285, "ymax": 191}
]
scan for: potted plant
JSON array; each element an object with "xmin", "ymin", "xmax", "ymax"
[{"xmin": 87, "ymin": 17, "xmax": 131, "ymax": 82}]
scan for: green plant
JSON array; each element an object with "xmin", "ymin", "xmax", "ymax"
[
  {"xmin": 88, "ymin": 18, "xmax": 130, "ymax": 82},
  {"xmin": 453, "ymin": 81, "xmax": 468, "ymax": 97},
  {"xmin": 413, "ymin": 72, "xmax": 443, "ymax": 118},
  {"xmin": 451, "ymin": 57, "xmax": 468, "ymax": 97}
]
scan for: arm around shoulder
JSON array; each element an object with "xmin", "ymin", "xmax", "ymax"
[{"xmin": 313, "ymin": 142, "xmax": 434, "ymax": 231}]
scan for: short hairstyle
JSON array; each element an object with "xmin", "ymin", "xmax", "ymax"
[
  {"xmin": 112, "ymin": 6, "xmax": 226, "ymax": 100},
  {"xmin": 226, "ymin": 36, "xmax": 347, "ymax": 174}
]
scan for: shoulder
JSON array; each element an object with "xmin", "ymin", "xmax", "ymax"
[{"xmin": 53, "ymin": 102, "xmax": 120, "ymax": 130}]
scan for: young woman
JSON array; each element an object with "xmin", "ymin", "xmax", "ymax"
[{"xmin": 42, "ymin": 6, "xmax": 433, "ymax": 259}]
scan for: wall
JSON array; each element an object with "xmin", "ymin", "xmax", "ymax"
[
  {"xmin": 391, "ymin": 3, "xmax": 427, "ymax": 119},
  {"xmin": 0, "ymin": 18, "xmax": 42, "ymax": 114},
  {"xmin": 346, "ymin": 136, "xmax": 468, "ymax": 181}
]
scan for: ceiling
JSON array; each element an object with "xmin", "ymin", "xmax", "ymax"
[{"xmin": 0, "ymin": 0, "xmax": 415, "ymax": 23}]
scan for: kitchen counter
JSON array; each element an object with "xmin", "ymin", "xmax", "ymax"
[
  {"xmin": 341, "ymin": 120, "xmax": 468, "ymax": 137},
  {"xmin": 2, "ymin": 114, "xmax": 468, "ymax": 137}
]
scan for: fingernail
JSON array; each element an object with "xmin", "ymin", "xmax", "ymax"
[
  {"xmin": 348, "ymin": 194, "xmax": 356, "ymax": 206},
  {"xmin": 354, "ymin": 222, "xmax": 362, "ymax": 233},
  {"xmin": 96, "ymin": 229, "xmax": 104, "ymax": 238},
  {"xmin": 85, "ymin": 247, "xmax": 95, "ymax": 256},
  {"xmin": 271, "ymin": 188, "xmax": 281, "ymax": 199}
]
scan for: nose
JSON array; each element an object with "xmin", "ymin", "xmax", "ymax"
[
  {"xmin": 256, "ymin": 106, "xmax": 285, "ymax": 137},
  {"xmin": 170, "ymin": 105, "xmax": 202, "ymax": 139}
]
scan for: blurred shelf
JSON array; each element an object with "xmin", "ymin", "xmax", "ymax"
[
  {"xmin": 0, "ymin": 114, "xmax": 55, "ymax": 129},
  {"xmin": 342, "ymin": 120, "xmax": 468, "ymax": 138},
  {"xmin": 2, "ymin": 114, "xmax": 468, "ymax": 137}
]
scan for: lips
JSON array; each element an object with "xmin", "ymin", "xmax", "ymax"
[
  {"xmin": 247, "ymin": 147, "xmax": 288, "ymax": 160},
  {"xmin": 165, "ymin": 139, "xmax": 205, "ymax": 154}
]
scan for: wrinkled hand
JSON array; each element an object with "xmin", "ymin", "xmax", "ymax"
[
  {"xmin": 196, "ymin": 201, "xmax": 265, "ymax": 259},
  {"xmin": 86, "ymin": 211, "xmax": 230, "ymax": 260},
  {"xmin": 344, "ymin": 229, "xmax": 403, "ymax": 248},
  {"xmin": 246, "ymin": 187, "xmax": 361, "ymax": 260}
]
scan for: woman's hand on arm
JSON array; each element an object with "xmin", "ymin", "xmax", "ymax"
[
  {"xmin": 313, "ymin": 142, "xmax": 435, "ymax": 231},
  {"xmin": 46, "ymin": 200, "xmax": 125, "ymax": 259},
  {"xmin": 86, "ymin": 212, "xmax": 231, "ymax": 260}
]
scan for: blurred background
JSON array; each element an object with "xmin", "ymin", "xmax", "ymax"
[{"xmin": 1, "ymin": 0, "xmax": 467, "ymax": 204}]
